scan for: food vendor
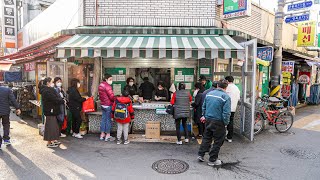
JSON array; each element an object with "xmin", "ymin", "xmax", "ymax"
[
  {"xmin": 139, "ymin": 77, "xmax": 155, "ymax": 101},
  {"xmin": 154, "ymin": 81, "xmax": 169, "ymax": 101},
  {"xmin": 123, "ymin": 77, "xmax": 138, "ymax": 97}
]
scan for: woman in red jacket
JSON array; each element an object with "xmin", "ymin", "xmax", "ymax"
[
  {"xmin": 112, "ymin": 90, "xmax": 134, "ymax": 145},
  {"xmin": 98, "ymin": 74, "xmax": 116, "ymax": 141}
]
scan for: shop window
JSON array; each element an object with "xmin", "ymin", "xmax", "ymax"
[
  {"xmin": 216, "ymin": 59, "xmax": 229, "ymax": 72},
  {"xmin": 68, "ymin": 64, "xmax": 89, "ymax": 95},
  {"xmin": 214, "ymin": 75, "xmax": 225, "ymax": 81},
  {"xmin": 233, "ymin": 59, "xmax": 242, "ymax": 72}
]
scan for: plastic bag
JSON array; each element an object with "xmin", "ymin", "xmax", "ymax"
[{"xmin": 82, "ymin": 97, "xmax": 95, "ymax": 113}]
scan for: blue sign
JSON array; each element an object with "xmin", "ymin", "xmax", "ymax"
[
  {"xmin": 288, "ymin": 1, "xmax": 313, "ymax": 11},
  {"xmin": 257, "ymin": 47, "xmax": 273, "ymax": 62},
  {"xmin": 285, "ymin": 14, "xmax": 310, "ymax": 23}
]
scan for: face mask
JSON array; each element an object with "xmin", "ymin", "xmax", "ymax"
[
  {"xmin": 158, "ymin": 87, "xmax": 164, "ymax": 90},
  {"xmin": 129, "ymin": 82, "xmax": 134, "ymax": 86},
  {"xmin": 77, "ymin": 83, "xmax": 81, "ymax": 88},
  {"xmin": 50, "ymin": 83, "xmax": 55, "ymax": 88},
  {"xmin": 56, "ymin": 82, "xmax": 62, "ymax": 87},
  {"xmin": 41, "ymin": 77, "xmax": 45, "ymax": 80},
  {"xmin": 107, "ymin": 80, "xmax": 113, "ymax": 85}
]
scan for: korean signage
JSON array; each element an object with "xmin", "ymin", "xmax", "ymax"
[
  {"xmin": 1, "ymin": 0, "xmax": 17, "ymax": 48},
  {"xmin": 285, "ymin": 14, "xmax": 310, "ymax": 23},
  {"xmin": 24, "ymin": 62, "xmax": 36, "ymax": 72},
  {"xmin": 297, "ymin": 21, "xmax": 316, "ymax": 47},
  {"xmin": 223, "ymin": 0, "xmax": 251, "ymax": 19},
  {"xmin": 282, "ymin": 61, "xmax": 295, "ymax": 74},
  {"xmin": 287, "ymin": 1, "xmax": 313, "ymax": 11},
  {"xmin": 257, "ymin": 46, "xmax": 273, "ymax": 62}
]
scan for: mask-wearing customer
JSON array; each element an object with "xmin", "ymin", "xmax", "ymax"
[
  {"xmin": 154, "ymin": 81, "xmax": 169, "ymax": 101},
  {"xmin": 191, "ymin": 82, "xmax": 205, "ymax": 137},
  {"xmin": 124, "ymin": 77, "xmax": 138, "ymax": 97},
  {"xmin": 98, "ymin": 74, "xmax": 116, "ymax": 142},
  {"xmin": 67, "ymin": 78, "xmax": 87, "ymax": 139},
  {"xmin": 53, "ymin": 77, "xmax": 67, "ymax": 138}
]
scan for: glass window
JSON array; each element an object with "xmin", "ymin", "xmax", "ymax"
[
  {"xmin": 233, "ymin": 59, "xmax": 242, "ymax": 72},
  {"xmin": 68, "ymin": 64, "xmax": 88, "ymax": 94},
  {"xmin": 216, "ymin": 59, "xmax": 229, "ymax": 72}
]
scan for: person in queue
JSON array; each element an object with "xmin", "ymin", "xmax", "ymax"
[
  {"xmin": 154, "ymin": 81, "xmax": 169, "ymax": 101},
  {"xmin": 199, "ymin": 75, "xmax": 213, "ymax": 90},
  {"xmin": 139, "ymin": 77, "xmax": 155, "ymax": 101},
  {"xmin": 112, "ymin": 90, "xmax": 134, "ymax": 145},
  {"xmin": 0, "ymin": 84, "xmax": 21, "ymax": 150},
  {"xmin": 170, "ymin": 82, "xmax": 192, "ymax": 145},
  {"xmin": 99, "ymin": 74, "xmax": 116, "ymax": 142},
  {"xmin": 198, "ymin": 80, "xmax": 231, "ymax": 166},
  {"xmin": 54, "ymin": 77, "xmax": 67, "ymax": 138},
  {"xmin": 201, "ymin": 81, "xmax": 219, "ymax": 106},
  {"xmin": 191, "ymin": 82, "xmax": 205, "ymax": 137},
  {"xmin": 41, "ymin": 77, "xmax": 65, "ymax": 148},
  {"xmin": 123, "ymin": 77, "xmax": 138, "ymax": 97},
  {"xmin": 225, "ymin": 76, "xmax": 240, "ymax": 143},
  {"xmin": 67, "ymin": 78, "xmax": 87, "ymax": 139}
]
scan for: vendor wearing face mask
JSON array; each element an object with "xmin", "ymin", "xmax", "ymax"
[
  {"xmin": 123, "ymin": 77, "xmax": 138, "ymax": 97},
  {"xmin": 154, "ymin": 81, "xmax": 169, "ymax": 102}
]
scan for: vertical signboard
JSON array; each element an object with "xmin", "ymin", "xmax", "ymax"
[
  {"xmin": 1, "ymin": 0, "xmax": 16, "ymax": 48},
  {"xmin": 223, "ymin": 0, "xmax": 251, "ymax": 19},
  {"xmin": 297, "ymin": 21, "xmax": 316, "ymax": 47}
]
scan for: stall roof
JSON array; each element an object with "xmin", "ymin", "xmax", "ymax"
[
  {"xmin": 56, "ymin": 35, "xmax": 244, "ymax": 60},
  {"xmin": 0, "ymin": 61, "xmax": 13, "ymax": 71}
]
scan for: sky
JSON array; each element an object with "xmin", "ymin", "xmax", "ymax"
[{"xmin": 252, "ymin": 0, "xmax": 278, "ymax": 12}]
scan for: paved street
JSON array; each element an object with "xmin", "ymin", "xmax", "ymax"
[{"xmin": 1, "ymin": 106, "xmax": 320, "ymax": 180}]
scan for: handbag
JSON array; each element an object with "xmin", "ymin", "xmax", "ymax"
[
  {"xmin": 82, "ymin": 97, "xmax": 96, "ymax": 113},
  {"xmin": 166, "ymin": 104, "xmax": 174, "ymax": 115}
]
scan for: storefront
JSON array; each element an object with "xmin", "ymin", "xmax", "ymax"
[{"xmin": 56, "ymin": 33, "xmax": 246, "ymax": 134}]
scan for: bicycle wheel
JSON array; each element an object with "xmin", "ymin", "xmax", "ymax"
[
  {"xmin": 254, "ymin": 112, "xmax": 265, "ymax": 135},
  {"xmin": 275, "ymin": 111, "xmax": 294, "ymax": 133}
]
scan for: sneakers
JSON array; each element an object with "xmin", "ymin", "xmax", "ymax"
[
  {"xmin": 3, "ymin": 140, "xmax": 11, "ymax": 146},
  {"xmin": 47, "ymin": 143, "xmax": 59, "ymax": 148},
  {"xmin": 100, "ymin": 136, "xmax": 105, "ymax": 141},
  {"xmin": 105, "ymin": 136, "xmax": 115, "ymax": 142},
  {"xmin": 225, "ymin": 138, "xmax": 232, "ymax": 143},
  {"xmin": 176, "ymin": 141, "xmax": 183, "ymax": 145},
  {"xmin": 117, "ymin": 140, "xmax": 122, "ymax": 145},
  {"xmin": 53, "ymin": 141, "xmax": 61, "ymax": 145},
  {"xmin": 60, "ymin": 133, "xmax": 67, "ymax": 138},
  {"xmin": 185, "ymin": 139, "xmax": 189, "ymax": 143},
  {"xmin": 124, "ymin": 141, "xmax": 130, "ymax": 145},
  {"xmin": 73, "ymin": 133, "xmax": 83, "ymax": 139},
  {"xmin": 197, "ymin": 156, "xmax": 205, "ymax": 162},
  {"xmin": 208, "ymin": 159, "xmax": 222, "ymax": 166}
]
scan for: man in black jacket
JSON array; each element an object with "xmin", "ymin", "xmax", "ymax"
[
  {"xmin": 0, "ymin": 86, "xmax": 21, "ymax": 149},
  {"xmin": 139, "ymin": 77, "xmax": 155, "ymax": 100}
]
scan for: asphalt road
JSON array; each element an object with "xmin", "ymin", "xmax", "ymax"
[{"xmin": 1, "ymin": 106, "xmax": 320, "ymax": 180}]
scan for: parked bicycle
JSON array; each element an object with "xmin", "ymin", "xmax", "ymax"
[{"xmin": 254, "ymin": 95, "xmax": 294, "ymax": 135}]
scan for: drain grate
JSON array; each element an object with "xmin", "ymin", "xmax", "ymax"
[
  {"xmin": 280, "ymin": 148, "xmax": 317, "ymax": 160},
  {"xmin": 152, "ymin": 159, "xmax": 189, "ymax": 174}
]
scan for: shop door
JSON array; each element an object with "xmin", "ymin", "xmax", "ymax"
[
  {"xmin": 47, "ymin": 61, "xmax": 67, "ymax": 88},
  {"xmin": 240, "ymin": 39, "xmax": 257, "ymax": 141}
]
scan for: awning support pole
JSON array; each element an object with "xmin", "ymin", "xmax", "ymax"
[{"xmin": 92, "ymin": 57, "xmax": 101, "ymax": 99}]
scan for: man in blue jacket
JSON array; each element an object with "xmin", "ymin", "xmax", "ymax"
[
  {"xmin": 0, "ymin": 85, "xmax": 21, "ymax": 150},
  {"xmin": 197, "ymin": 80, "xmax": 231, "ymax": 166}
]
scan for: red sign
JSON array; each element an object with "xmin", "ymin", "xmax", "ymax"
[
  {"xmin": 24, "ymin": 62, "xmax": 35, "ymax": 72},
  {"xmin": 281, "ymin": 85, "xmax": 291, "ymax": 98}
]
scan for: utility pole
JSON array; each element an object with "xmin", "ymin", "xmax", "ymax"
[{"xmin": 270, "ymin": 0, "xmax": 286, "ymax": 97}]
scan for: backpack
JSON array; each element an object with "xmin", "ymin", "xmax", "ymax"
[{"xmin": 114, "ymin": 99, "xmax": 129, "ymax": 120}]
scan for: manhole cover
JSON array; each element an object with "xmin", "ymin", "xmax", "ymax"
[
  {"xmin": 280, "ymin": 148, "xmax": 317, "ymax": 160},
  {"xmin": 152, "ymin": 159, "xmax": 189, "ymax": 174}
]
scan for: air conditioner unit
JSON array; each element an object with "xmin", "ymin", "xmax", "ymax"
[{"xmin": 217, "ymin": 0, "xmax": 223, "ymax": 6}]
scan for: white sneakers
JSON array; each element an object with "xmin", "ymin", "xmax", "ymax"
[
  {"xmin": 225, "ymin": 138, "xmax": 232, "ymax": 143},
  {"xmin": 60, "ymin": 133, "xmax": 67, "ymax": 138},
  {"xmin": 176, "ymin": 141, "xmax": 183, "ymax": 145},
  {"xmin": 73, "ymin": 133, "xmax": 83, "ymax": 139},
  {"xmin": 208, "ymin": 159, "xmax": 222, "ymax": 166},
  {"xmin": 185, "ymin": 139, "xmax": 189, "ymax": 143}
]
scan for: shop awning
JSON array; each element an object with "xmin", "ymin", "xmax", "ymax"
[
  {"xmin": 56, "ymin": 35, "xmax": 245, "ymax": 60},
  {"xmin": 0, "ymin": 61, "xmax": 13, "ymax": 71}
]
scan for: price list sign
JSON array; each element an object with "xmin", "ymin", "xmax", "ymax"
[{"xmin": 2, "ymin": 0, "xmax": 16, "ymax": 48}]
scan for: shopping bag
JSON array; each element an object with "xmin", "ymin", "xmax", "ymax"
[
  {"xmin": 62, "ymin": 116, "xmax": 68, "ymax": 130},
  {"xmin": 82, "ymin": 97, "xmax": 96, "ymax": 113},
  {"xmin": 166, "ymin": 104, "xmax": 174, "ymax": 115}
]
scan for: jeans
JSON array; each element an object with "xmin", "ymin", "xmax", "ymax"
[
  {"xmin": 71, "ymin": 109, "xmax": 82, "ymax": 134},
  {"xmin": 227, "ymin": 112, "xmax": 235, "ymax": 139},
  {"xmin": 0, "ymin": 115, "xmax": 10, "ymax": 142},
  {"xmin": 117, "ymin": 122, "xmax": 129, "ymax": 141},
  {"xmin": 198, "ymin": 120, "xmax": 226, "ymax": 162},
  {"xmin": 175, "ymin": 118, "xmax": 189, "ymax": 141},
  {"xmin": 100, "ymin": 106, "xmax": 112, "ymax": 133}
]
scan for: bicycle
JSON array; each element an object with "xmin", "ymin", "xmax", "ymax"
[{"xmin": 254, "ymin": 95, "xmax": 294, "ymax": 135}]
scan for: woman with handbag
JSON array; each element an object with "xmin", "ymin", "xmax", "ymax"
[
  {"xmin": 41, "ymin": 77, "xmax": 65, "ymax": 148},
  {"xmin": 170, "ymin": 82, "xmax": 192, "ymax": 145},
  {"xmin": 67, "ymin": 78, "xmax": 87, "ymax": 139}
]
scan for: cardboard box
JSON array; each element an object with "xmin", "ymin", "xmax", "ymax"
[{"xmin": 145, "ymin": 121, "xmax": 160, "ymax": 139}]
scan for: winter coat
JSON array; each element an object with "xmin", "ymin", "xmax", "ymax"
[
  {"xmin": 55, "ymin": 87, "xmax": 67, "ymax": 123},
  {"xmin": 170, "ymin": 90, "xmax": 192, "ymax": 119},
  {"xmin": 154, "ymin": 88, "xmax": 169, "ymax": 101},
  {"xmin": 123, "ymin": 84, "xmax": 138, "ymax": 97},
  {"xmin": 139, "ymin": 81, "xmax": 155, "ymax": 100},
  {"xmin": 99, "ymin": 81, "xmax": 115, "ymax": 106},
  {"xmin": 41, "ymin": 86, "xmax": 65, "ymax": 116},
  {"xmin": 0, "ymin": 86, "xmax": 20, "ymax": 115},
  {"xmin": 111, "ymin": 96, "xmax": 134, "ymax": 124},
  {"xmin": 67, "ymin": 87, "xmax": 86, "ymax": 111},
  {"xmin": 192, "ymin": 89, "xmax": 205, "ymax": 123}
]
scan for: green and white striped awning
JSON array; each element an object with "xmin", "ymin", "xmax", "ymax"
[{"xmin": 56, "ymin": 35, "xmax": 244, "ymax": 59}]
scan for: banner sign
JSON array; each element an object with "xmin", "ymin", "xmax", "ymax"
[
  {"xmin": 1, "ymin": 0, "xmax": 17, "ymax": 48},
  {"xmin": 282, "ymin": 61, "xmax": 295, "ymax": 74},
  {"xmin": 297, "ymin": 21, "xmax": 316, "ymax": 47},
  {"xmin": 24, "ymin": 62, "xmax": 36, "ymax": 72},
  {"xmin": 257, "ymin": 46, "xmax": 273, "ymax": 62},
  {"xmin": 223, "ymin": 0, "xmax": 251, "ymax": 19},
  {"xmin": 287, "ymin": 1, "xmax": 313, "ymax": 11}
]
